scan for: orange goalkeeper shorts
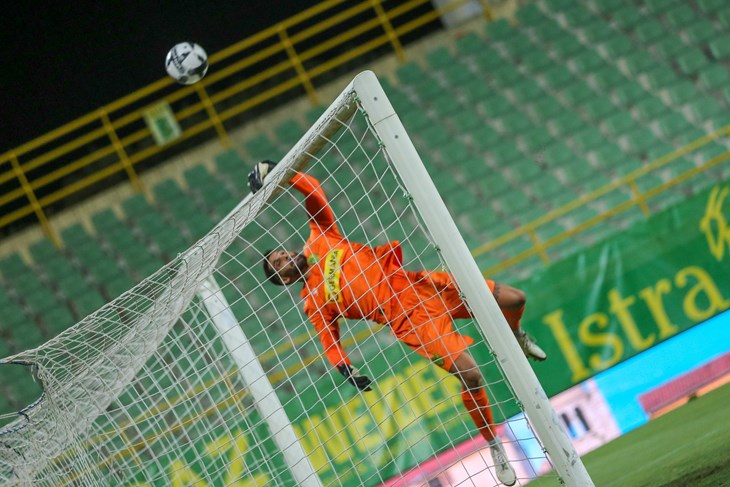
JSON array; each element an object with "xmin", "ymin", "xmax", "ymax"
[{"xmin": 388, "ymin": 270, "xmax": 495, "ymax": 372}]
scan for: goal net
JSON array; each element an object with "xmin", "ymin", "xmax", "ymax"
[{"xmin": 0, "ymin": 71, "xmax": 589, "ymax": 486}]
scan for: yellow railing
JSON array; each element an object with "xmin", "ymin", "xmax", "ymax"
[{"xmin": 1, "ymin": 0, "xmax": 485, "ymax": 247}]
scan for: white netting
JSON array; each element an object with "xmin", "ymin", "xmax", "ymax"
[{"xmin": 0, "ymin": 77, "xmax": 558, "ymax": 486}]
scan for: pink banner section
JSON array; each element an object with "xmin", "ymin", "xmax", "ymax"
[{"xmin": 378, "ymin": 379, "xmax": 621, "ymax": 486}]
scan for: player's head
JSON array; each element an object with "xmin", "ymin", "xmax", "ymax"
[{"xmin": 262, "ymin": 249, "xmax": 308, "ymax": 285}]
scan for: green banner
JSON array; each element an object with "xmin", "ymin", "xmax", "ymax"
[{"xmin": 518, "ymin": 183, "xmax": 730, "ymax": 397}]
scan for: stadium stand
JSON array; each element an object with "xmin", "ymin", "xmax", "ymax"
[{"xmin": 2, "ymin": 0, "xmax": 728, "ymax": 412}]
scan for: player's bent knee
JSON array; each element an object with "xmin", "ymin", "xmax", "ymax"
[
  {"xmin": 496, "ymin": 284, "xmax": 526, "ymax": 309},
  {"xmin": 462, "ymin": 369, "xmax": 483, "ymax": 391}
]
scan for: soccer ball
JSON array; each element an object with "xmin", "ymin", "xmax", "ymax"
[{"xmin": 165, "ymin": 42, "xmax": 209, "ymax": 85}]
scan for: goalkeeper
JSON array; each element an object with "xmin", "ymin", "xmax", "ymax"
[{"xmin": 250, "ymin": 161, "xmax": 546, "ymax": 486}]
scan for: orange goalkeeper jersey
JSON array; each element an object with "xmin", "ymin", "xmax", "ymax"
[{"xmin": 292, "ymin": 173, "xmax": 403, "ymax": 367}]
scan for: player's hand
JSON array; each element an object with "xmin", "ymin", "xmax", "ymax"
[
  {"xmin": 337, "ymin": 364, "xmax": 372, "ymax": 392},
  {"xmin": 247, "ymin": 160, "xmax": 277, "ymax": 194}
]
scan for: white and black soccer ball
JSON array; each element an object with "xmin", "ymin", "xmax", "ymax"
[{"xmin": 165, "ymin": 42, "xmax": 209, "ymax": 85}]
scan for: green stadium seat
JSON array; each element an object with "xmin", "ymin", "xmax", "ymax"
[
  {"xmin": 600, "ymin": 35, "xmax": 634, "ymax": 58},
  {"xmin": 502, "ymin": 33, "xmax": 536, "ymax": 60},
  {"xmin": 635, "ymin": 96, "xmax": 669, "ymax": 122},
  {"xmin": 592, "ymin": 142, "xmax": 628, "ymax": 170},
  {"xmin": 603, "ymin": 112, "xmax": 638, "ymax": 137},
  {"xmin": 431, "ymin": 96, "xmax": 462, "ymax": 120},
  {"xmin": 683, "ymin": 20, "xmax": 719, "ymax": 47},
  {"xmin": 709, "ymin": 36, "xmax": 730, "ymax": 61},
  {"xmin": 531, "ymin": 21, "xmax": 564, "ymax": 43},
  {"xmin": 304, "ymin": 105, "xmax": 326, "ymax": 125},
  {"xmin": 623, "ymin": 127, "xmax": 662, "ymax": 155},
  {"xmin": 676, "ymin": 49, "xmax": 710, "ymax": 76},
  {"xmin": 664, "ymin": 4, "xmax": 696, "ymax": 29},
  {"xmin": 579, "ymin": 21, "xmax": 615, "ymax": 44},
  {"xmin": 516, "ymin": 3, "xmax": 545, "ymax": 26},
  {"xmin": 122, "ymin": 193, "xmax": 152, "ymax": 218},
  {"xmin": 550, "ymin": 35, "xmax": 586, "ymax": 60},
  {"xmin": 697, "ymin": 0, "xmax": 725, "ymax": 14},
  {"xmin": 613, "ymin": 81, "xmax": 646, "ymax": 107},
  {"xmin": 9, "ymin": 324, "xmax": 45, "ymax": 352},
  {"xmin": 72, "ymin": 291, "xmax": 106, "ymax": 318},
  {"xmin": 469, "ymin": 125, "xmax": 501, "ymax": 153},
  {"xmin": 719, "ymin": 12, "xmax": 730, "ymax": 30},
  {"xmin": 550, "ymin": 112, "xmax": 584, "ymax": 137},
  {"xmin": 593, "ymin": 66, "xmax": 626, "ymax": 92},
  {"xmin": 643, "ymin": 0, "xmax": 681, "ymax": 14},
  {"xmin": 500, "ymin": 112, "xmax": 534, "ymax": 135},
  {"xmin": 560, "ymin": 80, "xmax": 596, "ymax": 107},
  {"xmin": 0, "ymin": 296, "xmax": 29, "ymax": 333},
  {"xmin": 450, "ymin": 109, "xmax": 482, "ymax": 134},
  {"xmin": 215, "ymin": 148, "xmax": 248, "ymax": 179},
  {"xmin": 622, "ymin": 51, "xmax": 656, "ymax": 76},
  {"xmin": 561, "ymin": 160, "xmax": 600, "ymax": 187},
  {"xmin": 472, "ymin": 47, "xmax": 508, "ymax": 73},
  {"xmin": 491, "ymin": 64, "xmax": 524, "ymax": 87},
  {"xmin": 395, "ymin": 61, "xmax": 425, "ymax": 85},
  {"xmin": 105, "ymin": 274, "xmax": 136, "ymax": 300},
  {"xmin": 657, "ymin": 113, "xmax": 694, "ymax": 138},
  {"xmin": 521, "ymin": 51, "xmax": 553, "ymax": 73},
  {"xmin": 60, "ymin": 223, "xmax": 93, "ymax": 249},
  {"xmin": 571, "ymin": 50, "xmax": 607, "ymax": 75},
  {"xmin": 441, "ymin": 64, "xmax": 477, "ymax": 88},
  {"xmin": 571, "ymin": 127, "xmax": 605, "ymax": 153},
  {"xmin": 582, "ymin": 97, "xmax": 616, "ymax": 122},
  {"xmin": 687, "ymin": 98, "xmax": 724, "ymax": 124},
  {"xmin": 490, "ymin": 142, "xmax": 523, "ymax": 165},
  {"xmin": 485, "ymin": 18, "xmax": 513, "ymax": 41},
  {"xmin": 611, "ymin": 5, "xmax": 644, "ymax": 30},
  {"xmin": 520, "ymin": 127, "xmax": 554, "ymax": 153},
  {"xmin": 455, "ymin": 32, "xmax": 485, "ymax": 57},
  {"xmin": 541, "ymin": 142, "xmax": 574, "ymax": 168},
  {"xmin": 90, "ymin": 208, "xmax": 123, "ymax": 233},
  {"xmin": 512, "ymin": 79, "xmax": 544, "ymax": 102},
  {"xmin": 530, "ymin": 97, "xmax": 563, "ymax": 120},
  {"xmin": 645, "ymin": 66, "xmax": 681, "ymax": 91},
  {"xmin": 426, "ymin": 46, "xmax": 455, "ymax": 71},
  {"xmin": 41, "ymin": 306, "xmax": 75, "ymax": 337},
  {"xmin": 184, "ymin": 165, "xmax": 218, "ymax": 192},
  {"xmin": 541, "ymin": 65, "xmax": 573, "ymax": 90},
  {"xmin": 698, "ymin": 64, "xmax": 730, "ymax": 92},
  {"xmin": 652, "ymin": 37, "xmax": 687, "ymax": 61},
  {"xmin": 273, "ymin": 119, "xmax": 303, "ymax": 147},
  {"xmin": 634, "ymin": 20, "xmax": 666, "ymax": 45},
  {"xmin": 664, "ymin": 81, "xmax": 699, "ymax": 106},
  {"xmin": 243, "ymin": 134, "xmax": 278, "ymax": 161}
]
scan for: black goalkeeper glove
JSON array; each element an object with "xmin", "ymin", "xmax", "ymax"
[
  {"xmin": 337, "ymin": 364, "xmax": 373, "ymax": 392},
  {"xmin": 247, "ymin": 160, "xmax": 277, "ymax": 194}
]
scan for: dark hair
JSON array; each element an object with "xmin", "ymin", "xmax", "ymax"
[{"xmin": 262, "ymin": 249, "xmax": 285, "ymax": 286}]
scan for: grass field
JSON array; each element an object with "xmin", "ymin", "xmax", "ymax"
[{"xmin": 531, "ymin": 382, "xmax": 730, "ymax": 487}]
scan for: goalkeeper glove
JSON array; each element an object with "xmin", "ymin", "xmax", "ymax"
[
  {"xmin": 247, "ymin": 160, "xmax": 277, "ymax": 194},
  {"xmin": 337, "ymin": 364, "xmax": 372, "ymax": 392}
]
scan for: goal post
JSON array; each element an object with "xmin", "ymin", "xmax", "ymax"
[
  {"xmin": 353, "ymin": 71, "xmax": 593, "ymax": 486},
  {"xmin": 0, "ymin": 70, "xmax": 594, "ymax": 486}
]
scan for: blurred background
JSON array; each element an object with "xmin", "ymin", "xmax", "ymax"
[{"xmin": 1, "ymin": 0, "xmax": 729, "ymax": 484}]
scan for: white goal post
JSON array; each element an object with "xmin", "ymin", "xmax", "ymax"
[{"xmin": 0, "ymin": 70, "xmax": 593, "ymax": 487}]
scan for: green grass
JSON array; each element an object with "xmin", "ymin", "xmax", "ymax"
[{"xmin": 531, "ymin": 382, "xmax": 730, "ymax": 486}]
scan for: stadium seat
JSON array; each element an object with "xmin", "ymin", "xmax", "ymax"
[
  {"xmin": 215, "ymin": 148, "xmax": 248, "ymax": 179},
  {"xmin": 530, "ymin": 20, "xmax": 564, "ymax": 43},
  {"xmin": 612, "ymin": 81, "xmax": 647, "ymax": 107},
  {"xmin": 676, "ymin": 50, "xmax": 710, "ymax": 76},
  {"xmin": 571, "ymin": 127, "xmax": 605, "ymax": 154},
  {"xmin": 709, "ymin": 36, "xmax": 730, "ymax": 61},
  {"xmin": 602, "ymin": 111, "xmax": 638, "ymax": 138},
  {"xmin": 634, "ymin": 96, "xmax": 669, "ymax": 122},
  {"xmin": 652, "ymin": 37, "xmax": 687, "ymax": 62},
  {"xmin": 657, "ymin": 113, "xmax": 694, "ymax": 139},
  {"xmin": 560, "ymin": 80, "xmax": 596, "ymax": 107},
  {"xmin": 697, "ymin": 64, "xmax": 730, "ymax": 92},
  {"xmin": 697, "ymin": 0, "xmax": 725, "ymax": 15},
  {"xmin": 683, "ymin": 20, "xmax": 719, "ymax": 47},
  {"xmin": 485, "ymin": 18, "xmax": 513, "ymax": 41},
  {"xmin": 549, "ymin": 112, "xmax": 584, "ymax": 138},
  {"xmin": 664, "ymin": 4, "xmax": 696, "ymax": 29},
  {"xmin": 644, "ymin": 66, "xmax": 681, "ymax": 91},
  {"xmin": 593, "ymin": 66, "xmax": 626, "ymax": 92},
  {"xmin": 599, "ymin": 35, "xmax": 635, "ymax": 58},
  {"xmin": 579, "ymin": 21, "xmax": 615, "ymax": 45},
  {"xmin": 122, "ymin": 193, "xmax": 153, "ymax": 218},
  {"xmin": 663, "ymin": 81, "xmax": 700, "ymax": 107},
  {"xmin": 40, "ymin": 306, "xmax": 76, "ymax": 338},
  {"xmin": 243, "ymin": 135, "xmax": 278, "ymax": 161},
  {"xmin": 687, "ymin": 98, "xmax": 724, "ymax": 124},
  {"xmin": 634, "ymin": 20, "xmax": 666, "ymax": 45},
  {"xmin": 611, "ymin": 5, "xmax": 644, "ymax": 30},
  {"xmin": 541, "ymin": 65, "xmax": 573, "ymax": 90},
  {"xmin": 455, "ymin": 32, "xmax": 485, "ymax": 57},
  {"xmin": 273, "ymin": 119, "xmax": 303, "ymax": 147}
]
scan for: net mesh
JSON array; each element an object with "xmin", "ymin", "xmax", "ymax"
[{"xmin": 0, "ymin": 81, "xmax": 554, "ymax": 486}]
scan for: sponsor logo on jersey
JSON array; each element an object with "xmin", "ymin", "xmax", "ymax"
[
  {"xmin": 431, "ymin": 354, "xmax": 445, "ymax": 367},
  {"xmin": 307, "ymin": 254, "xmax": 319, "ymax": 265},
  {"xmin": 323, "ymin": 249, "xmax": 344, "ymax": 303}
]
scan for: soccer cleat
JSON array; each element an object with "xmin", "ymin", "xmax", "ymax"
[
  {"xmin": 515, "ymin": 329, "xmax": 547, "ymax": 361},
  {"xmin": 490, "ymin": 440, "xmax": 517, "ymax": 486}
]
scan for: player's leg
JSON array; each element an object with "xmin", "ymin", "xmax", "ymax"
[
  {"xmin": 450, "ymin": 351, "xmax": 517, "ymax": 486},
  {"xmin": 491, "ymin": 282, "xmax": 545, "ymax": 361}
]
